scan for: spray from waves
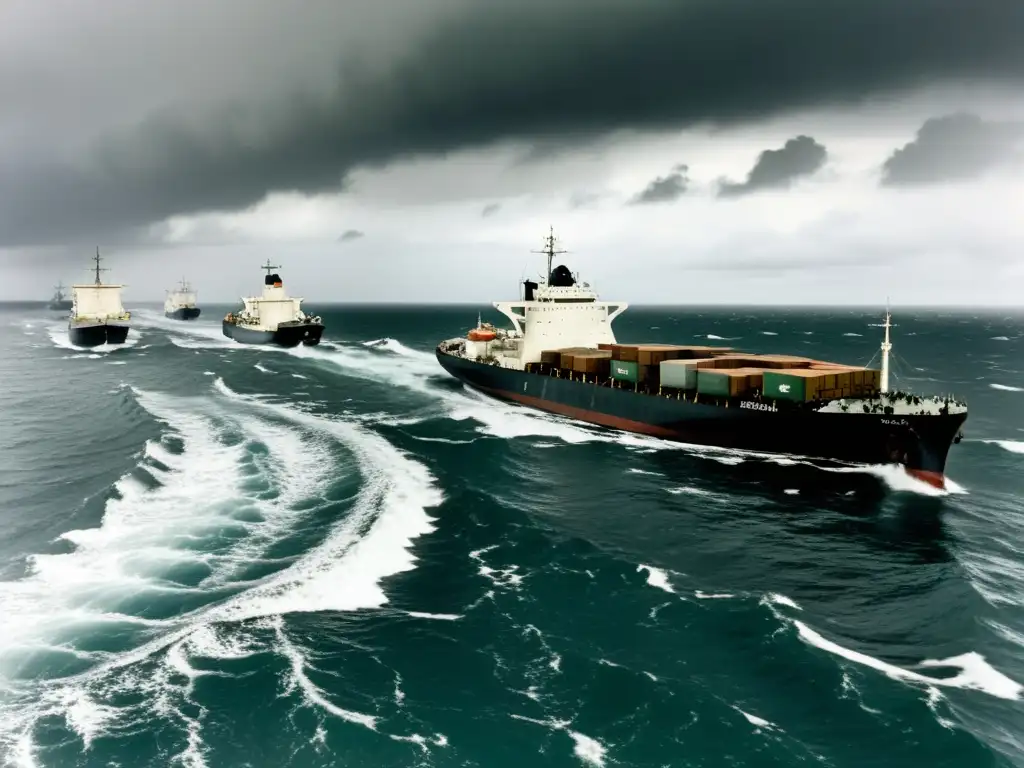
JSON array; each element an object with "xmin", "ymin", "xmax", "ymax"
[
  {"xmin": 0, "ymin": 380, "xmax": 445, "ymax": 766},
  {"xmin": 990, "ymin": 383, "xmax": 1023, "ymax": 392},
  {"xmin": 761, "ymin": 331, "xmax": 778, "ymax": 336},
  {"xmin": 762, "ymin": 594, "xmax": 1022, "ymax": 703},
  {"xmin": 843, "ymin": 333, "xmax": 863, "ymax": 337}
]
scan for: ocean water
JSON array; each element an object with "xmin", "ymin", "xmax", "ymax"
[{"xmin": 2, "ymin": 303, "xmax": 1024, "ymax": 768}]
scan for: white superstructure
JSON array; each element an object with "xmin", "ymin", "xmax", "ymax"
[
  {"xmin": 228, "ymin": 261, "xmax": 314, "ymax": 332},
  {"xmin": 445, "ymin": 228, "xmax": 627, "ymax": 369},
  {"xmin": 72, "ymin": 249, "xmax": 129, "ymax": 322},
  {"xmin": 165, "ymin": 279, "xmax": 198, "ymax": 313}
]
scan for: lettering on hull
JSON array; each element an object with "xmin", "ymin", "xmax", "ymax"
[{"xmin": 740, "ymin": 401, "xmax": 778, "ymax": 412}]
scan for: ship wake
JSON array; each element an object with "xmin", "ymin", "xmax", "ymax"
[{"xmin": 0, "ymin": 379, "xmax": 444, "ymax": 767}]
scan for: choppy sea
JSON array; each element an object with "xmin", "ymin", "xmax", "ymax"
[{"xmin": 2, "ymin": 303, "xmax": 1024, "ymax": 768}]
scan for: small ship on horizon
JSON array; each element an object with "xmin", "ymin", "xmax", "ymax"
[
  {"xmin": 68, "ymin": 248, "xmax": 131, "ymax": 348},
  {"xmin": 436, "ymin": 228, "xmax": 967, "ymax": 489},
  {"xmin": 222, "ymin": 260, "xmax": 324, "ymax": 347},
  {"xmin": 47, "ymin": 281, "xmax": 73, "ymax": 311},
  {"xmin": 165, "ymin": 278, "xmax": 201, "ymax": 321}
]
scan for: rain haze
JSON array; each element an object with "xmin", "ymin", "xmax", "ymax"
[{"xmin": 3, "ymin": 0, "xmax": 1024, "ymax": 305}]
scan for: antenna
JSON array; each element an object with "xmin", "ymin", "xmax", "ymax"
[
  {"xmin": 92, "ymin": 247, "xmax": 109, "ymax": 285},
  {"xmin": 531, "ymin": 225, "xmax": 567, "ymax": 284},
  {"xmin": 261, "ymin": 259, "xmax": 281, "ymax": 275},
  {"xmin": 880, "ymin": 298, "xmax": 894, "ymax": 394}
]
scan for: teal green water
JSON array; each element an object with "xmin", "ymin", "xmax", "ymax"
[{"xmin": 1, "ymin": 304, "xmax": 1023, "ymax": 767}]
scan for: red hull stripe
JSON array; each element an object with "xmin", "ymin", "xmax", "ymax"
[
  {"xmin": 906, "ymin": 468, "xmax": 947, "ymax": 490},
  {"xmin": 475, "ymin": 383, "xmax": 682, "ymax": 439}
]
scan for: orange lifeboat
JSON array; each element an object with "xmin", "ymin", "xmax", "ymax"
[{"xmin": 468, "ymin": 327, "xmax": 496, "ymax": 342}]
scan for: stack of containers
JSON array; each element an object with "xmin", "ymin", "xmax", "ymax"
[
  {"xmin": 762, "ymin": 367, "xmax": 881, "ymax": 402},
  {"xmin": 695, "ymin": 367, "xmax": 765, "ymax": 397}
]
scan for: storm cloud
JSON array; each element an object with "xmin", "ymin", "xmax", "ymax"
[
  {"xmin": 881, "ymin": 112, "xmax": 1024, "ymax": 185},
  {"xmin": 718, "ymin": 136, "xmax": 828, "ymax": 197},
  {"xmin": 631, "ymin": 164, "xmax": 689, "ymax": 204},
  {"xmin": 1, "ymin": 0, "xmax": 1023, "ymax": 247}
]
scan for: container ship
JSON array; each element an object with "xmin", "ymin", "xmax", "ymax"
[
  {"xmin": 436, "ymin": 229, "xmax": 967, "ymax": 489},
  {"xmin": 164, "ymin": 278, "xmax": 201, "ymax": 320},
  {"xmin": 222, "ymin": 260, "xmax": 324, "ymax": 347},
  {"xmin": 68, "ymin": 248, "xmax": 131, "ymax": 347},
  {"xmin": 48, "ymin": 281, "xmax": 73, "ymax": 311}
]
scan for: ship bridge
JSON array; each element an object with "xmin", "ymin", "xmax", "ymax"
[{"xmin": 490, "ymin": 229, "xmax": 627, "ymax": 368}]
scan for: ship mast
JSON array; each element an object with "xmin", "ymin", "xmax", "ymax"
[
  {"xmin": 880, "ymin": 300, "xmax": 893, "ymax": 394},
  {"xmin": 92, "ymin": 247, "xmax": 108, "ymax": 285},
  {"xmin": 531, "ymin": 226, "xmax": 567, "ymax": 285},
  {"xmin": 261, "ymin": 259, "xmax": 281, "ymax": 276}
]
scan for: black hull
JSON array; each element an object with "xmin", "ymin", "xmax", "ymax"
[
  {"xmin": 166, "ymin": 307, "xmax": 201, "ymax": 321},
  {"xmin": 222, "ymin": 320, "xmax": 324, "ymax": 347},
  {"xmin": 436, "ymin": 350, "xmax": 966, "ymax": 487},
  {"xmin": 48, "ymin": 300, "xmax": 73, "ymax": 311},
  {"xmin": 68, "ymin": 322, "xmax": 130, "ymax": 348}
]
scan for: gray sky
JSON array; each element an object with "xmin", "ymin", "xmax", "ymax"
[{"xmin": 4, "ymin": 0, "xmax": 1024, "ymax": 304}]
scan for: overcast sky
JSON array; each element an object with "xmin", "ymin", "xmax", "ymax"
[{"xmin": 4, "ymin": 0, "xmax": 1024, "ymax": 305}]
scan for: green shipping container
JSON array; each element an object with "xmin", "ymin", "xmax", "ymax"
[
  {"xmin": 696, "ymin": 370, "xmax": 732, "ymax": 396},
  {"xmin": 610, "ymin": 359, "xmax": 638, "ymax": 383},
  {"xmin": 763, "ymin": 371, "xmax": 807, "ymax": 402},
  {"xmin": 660, "ymin": 360, "xmax": 700, "ymax": 389}
]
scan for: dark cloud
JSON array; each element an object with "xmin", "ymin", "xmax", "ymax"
[
  {"xmin": 2, "ymin": 0, "xmax": 1023, "ymax": 246},
  {"xmin": 631, "ymin": 164, "xmax": 689, "ymax": 204},
  {"xmin": 481, "ymin": 203, "xmax": 501, "ymax": 218},
  {"xmin": 337, "ymin": 229, "xmax": 364, "ymax": 243},
  {"xmin": 881, "ymin": 112, "xmax": 1024, "ymax": 185},
  {"xmin": 718, "ymin": 136, "xmax": 828, "ymax": 197},
  {"xmin": 568, "ymin": 191, "xmax": 605, "ymax": 210}
]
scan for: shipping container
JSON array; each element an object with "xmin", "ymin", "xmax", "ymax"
[
  {"xmin": 762, "ymin": 369, "xmax": 830, "ymax": 403},
  {"xmin": 731, "ymin": 367, "xmax": 766, "ymax": 392},
  {"xmin": 610, "ymin": 359, "xmax": 639, "ymax": 383},
  {"xmin": 572, "ymin": 350, "xmax": 612, "ymax": 374},
  {"xmin": 540, "ymin": 350, "xmax": 562, "ymax": 366},
  {"xmin": 659, "ymin": 358, "xmax": 718, "ymax": 389},
  {"xmin": 611, "ymin": 344, "xmax": 639, "ymax": 363},
  {"xmin": 697, "ymin": 369, "xmax": 756, "ymax": 397},
  {"xmin": 560, "ymin": 352, "xmax": 576, "ymax": 370}
]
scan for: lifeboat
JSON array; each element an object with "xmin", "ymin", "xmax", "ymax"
[{"xmin": 468, "ymin": 327, "xmax": 496, "ymax": 342}]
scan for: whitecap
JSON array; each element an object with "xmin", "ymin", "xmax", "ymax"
[{"xmin": 637, "ymin": 565, "xmax": 675, "ymax": 593}]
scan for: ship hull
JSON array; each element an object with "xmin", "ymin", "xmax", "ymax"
[
  {"xmin": 48, "ymin": 300, "xmax": 73, "ymax": 311},
  {"xmin": 222, "ymin": 320, "xmax": 324, "ymax": 347},
  {"xmin": 436, "ymin": 350, "xmax": 965, "ymax": 487},
  {"xmin": 166, "ymin": 307, "xmax": 201, "ymax": 321},
  {"xmin": 68, "ymin": 320, "xmax": 130, "ymax": 348}
]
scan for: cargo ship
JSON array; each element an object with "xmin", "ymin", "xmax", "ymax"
[
  {"xmin": 48, "ymin": 281, "xmax": 73, "ymax": 311},
  {"xmin": 164, "ymin": 278, "xmax": 201, "ymax": 320},
  {"xmin": 222, "ymin": 260, "xmax": 324, "ymax": 347},
  {"xmin": 68, "ymin": 248, "xmax": 131, "ymax": 347},
  {"xmin": 436, "ymin": 229, "xmax": 967, "ymax": 488}
]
